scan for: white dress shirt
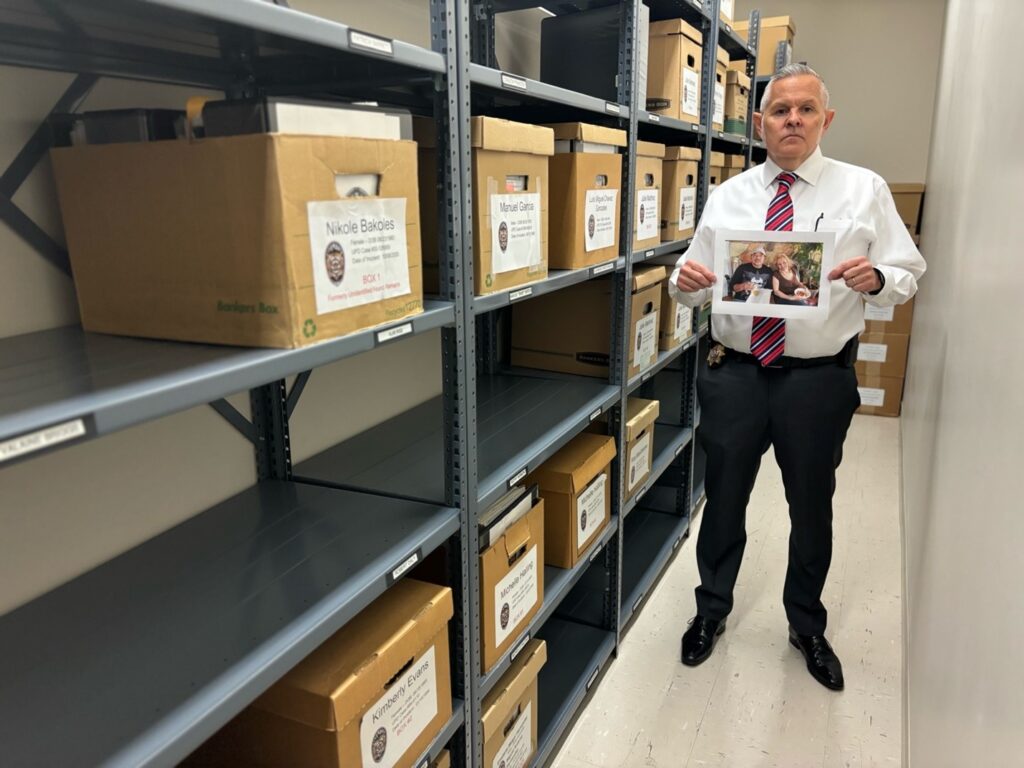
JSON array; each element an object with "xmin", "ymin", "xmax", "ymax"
[{"xmin": 668, "ymin": 147, "xmax": 926, "ymax": 358}]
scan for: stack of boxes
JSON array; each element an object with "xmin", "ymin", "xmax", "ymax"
[
  {"xmin": 735, "ymin": 16, "xmax": 796, "ymax": 77},
  {"xmin": 724, "ymin": 70, "xmax": 751, "ymax": 135}
]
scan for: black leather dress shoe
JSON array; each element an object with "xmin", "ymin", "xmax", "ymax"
[
  {"xmin": 789, "ymin": 627, "xmax": 845, "ymax": 690},
  {"xmin": 681, "ymin": 616, "xmax": 726, "ymax": 666}
]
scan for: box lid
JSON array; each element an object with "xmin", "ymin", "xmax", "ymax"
[
  {"xmin": 648, "ymin": 18, "xmax": 703, "ymax": 46},
  {"xmin": 888, "ymin": 183, "xmax": 925, "ymax": 193},
  {"xmin": 546, "ymin": 122, "xmax": 627, "ymax": 148},
  {"xmin": 481, "ymin": 639, "xmax": 548, "ymax": 742},
  {"xmin": 724, "ymin": 153, "xmax": 746, "ymax": 168},
  {"xmin": 665, "ymin": 146, "xmax": 702, "ymax": 162},
  {"xmin": 717, "ymin": 46, "xmax": 729, "ymax": 67},
  {"xmin": 472, "ymin": 116, "xmax": 554, "ymax": 156},
  {"xmin": 531, "ymin": 433, "xmax": 617, "ymax": 495},
  {"xmin": 632, "ymin": 264, "xmax": 668, "ymax": 292},
  {"xmin": 625, "ymin": 397, "xmax": 660, "ymax": 442},
  {"xmin": 710, "ymin": 151, "xmax": 726, "ymax": 167},
  {"xmin": 636, "ymin": 140, "xmax": 666, "ymax": 158},
  {"xmin": 252, "ymin": 578, "xmax": 454, "ymax": 733},
  {"xmin": 726, "ymin": 70, "xmax": 751, "ymax": 89},
  {"xmin": 735, "ymin": 15, "xmax": 796, "ymax": 34}
]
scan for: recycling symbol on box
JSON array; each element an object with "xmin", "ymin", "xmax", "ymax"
[{"xmin": 303, "ymin": 319, "xmax": 317, "ymax": 338}]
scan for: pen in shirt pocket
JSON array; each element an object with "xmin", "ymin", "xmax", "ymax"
[{"xmin": 814, "ymin": 213, "xmax": 824, "ymax": 232}]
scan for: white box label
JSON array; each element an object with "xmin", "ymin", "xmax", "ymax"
[
  {"xmin": 720, "ymin": 0, "xmax": 735, "ymax": 19},
  {"xmin": 490, "ymin": 193, "xmax": 542, "ymax": 275},
  {"xmin": 627, "ymin": 430, "xmax": 652, "ymax": 492},
  {"xmin": 714, "ymin": 82, "xmax": 725, "ymax": 126},
  {"xmin": 584, "ymin": 189, "xmax": 618, "ymax": 252},
  {"xmin": 682, "ymin": 68, "xmax": 700, "ymax": 118},
  {"xmin": 577, "ymin": 473, "xmax": 607, "ymax": 552},
  {"xmin": 634, "ymin": 312, "xmax": 659, "ymax": 370},
  {"xmin": 636, "ymin": 189, "xmax": 659, "ymax": 241},
  {"xmin": 492, "ymin": 701, "xmax": 533, "ymax": 768},
  {"xmin": 864, "ymin": 304, "xmax": 896, "ymax": 322},
  {"xmin": 0, "ymin": 418, "xmax": 86, "ymax": 464},
  {"xmin": 679, "ymin": 186, "xmax": 696, "ymax": 230},
  {"xmin": 360, "ymin": 645, "xmax": 438, "ymax": 768},
  {"xmin": 494, "ymin": 546, "xmax": 539, "ymax": 647},
  {"xmin": 308, "ymin": 198, "xmax": 411, "ymax": 316},
  {"xmin": 858, "ymin": 387, "xmax": 886, "ymax": 407},
  {"xmin": 858, "ymin": 343, "xmax": 889, "ymax": 363},
  {"xmin": 673, "ymin": 302, "xmax": 693, "ymax": 342}
]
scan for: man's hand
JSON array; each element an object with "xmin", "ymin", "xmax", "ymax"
[
  {"xmin": 676, "ymin": 260, "xmax": 717, "ymax": 292},
  {"xmin": 829, "ymin": 256, "xmax": 881, "ymax": 294}
]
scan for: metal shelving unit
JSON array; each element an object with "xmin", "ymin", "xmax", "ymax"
[{"xmin": 0, "ymin": 0, "xmax": 758, "ymax": 765}]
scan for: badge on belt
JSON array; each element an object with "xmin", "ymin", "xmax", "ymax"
[{"xmin": 707, "ymin": 343, "xmax": 726, "ymax": 368}]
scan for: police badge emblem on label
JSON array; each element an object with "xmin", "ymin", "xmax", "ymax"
[
  {"xmin": 371, "ymin": 727, "xmax": 388, "ymax": 763},
  {"xmin": 324, "ymin": 241, "xmax": 345, "ymax": 285}
]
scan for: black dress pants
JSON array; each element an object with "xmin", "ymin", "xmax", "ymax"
[{"xmin": 694, "ymin": 354, "xmax": 860, "ymax": 636}]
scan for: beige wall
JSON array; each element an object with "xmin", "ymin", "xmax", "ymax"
[
  {"xmin": 901, "ymin": 1, "xmax": 1024, "ymax": 765},
  {"xmin": 736, "ymin": 0, "xmax": 945, "ymax": 181}
]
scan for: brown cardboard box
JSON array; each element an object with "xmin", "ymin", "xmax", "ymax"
[
  {"xmin": 471, "ymin": 117, "xmax": 554, "ymax": 295},
  {"xmin": 634, "ymin": 141, "xmax": 666, "ymax": 251},
  {"xmin": 547, "ymin": 123, "xmax": 626, "ymax": 270},
  {"xmin": 527, "ymin": 433, "xmax": 617, "ymax": 568},
  {"xmin": 480, "ymin": 498, "xmax": 545, "ymax": 673},
  {"xmin": 735, "ymin": 16, "xmax": 796, "ymax": 78},
  {"xmin": 51, "ymin": 134, "xmax": 424, "ymax": 349},
  {"xmin": 713, "ymin": 46, "xmax": 729, "ymax": 132},
  {"xmin": 432, "ymin": 750, "xmax": 450, "ymax": 768},
  {"xmin": 624, "ymin": 397, "xmax": 660, "ymax": 501},
  {"xmin": 481, "ymin": 639, "xmax": 547, "ymax": 768},
  {"xmin": 628, "ymin": 265, "xmax": 667, "ymax": 378},
  {"xmin": 888, "ymin": 183, "xmax": 925, "ymax": 234},
  {"xmin": 647, "ymin": 19, "xmax": 703, "ymax": 123},
  {"xmin": 724, "ymin": 153, "xmax": 746, "ymax": 168},
  {"xmin": 660, "ymin": 280, "xmax": 694, "ymax": 350},
  {"xmin": 864, "ymin": 297, "xmax": 915, "ymax": 335},
  {"xmin": 725, "ymin": 69, "xmax": 750, "ymax": 123},
  {"xmin": 188, "ymin": 579, "xmax": 453, "ymax": 768},
  {"xmin": 855, "ymin": 332, "xmax": 910, "ymax": 379},
  {"xmin": 855, "ymin": 374, "xmax": 905, "ymax": 417},
  {"xmin": 708, "ymin": 151, "xmax": 726, "ymax": 195},
  {"xmin": 661, "ymin": 146, "xmax": 701, "ymax": 241},
  {"xmin": 722, "ymin": 167, "xmax": 743, "ymax": 181}
]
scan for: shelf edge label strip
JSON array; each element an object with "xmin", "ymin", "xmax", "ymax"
[
  {"xmin": 0, "ymin": 417, "xmax": 89, "ymax": 465},
  {"xmin": 586, "ymin": 666, "xmax": 601, "ymax": 691},
  {"xmin": 501, "ymin": 72, "xmax": 528, "ymax": 91},
  {"xmin": 591, "ymin": 261, "xmax": 616, "ymax": 276},
  {"xmin": 387, "ymin": 547, "xmax": 423, "ymax": 585},
  {"xmin": 349, "ymin": 30, "xmax": 394, "ymax": 58},
  {"xmin": 510, "ymin": 632, "xmax": 531, "ymax": 662},
  {"xmin": 509, "ymin": 286, "xmax": 533, "ymax": 302},
  {"xmin": 377, "ymin": 321, "xmax": 414, "ymax": 345},
  {"xmin": 508, "ymin": 466, "xmax": 528, "ymax": 488}
]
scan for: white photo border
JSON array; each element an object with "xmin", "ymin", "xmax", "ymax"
[{"xmin": 712, "ymin": 228, "xmax": 836, "ymax": 320}]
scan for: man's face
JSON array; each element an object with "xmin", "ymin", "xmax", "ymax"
[
  {"xmin": 754, "ymin": 75, "xmax": 835, "ymax": 169},
  {"xmin": 751, "ymin": 252, "xmax": 765, "ymax": 268}
]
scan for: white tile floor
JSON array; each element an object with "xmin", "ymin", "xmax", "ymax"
[{"xmin": 553, "ymin": 415, "xmax": 903, "ymax": 768}]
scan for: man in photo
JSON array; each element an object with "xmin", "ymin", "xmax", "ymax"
[
  {"xmin": 668, "ymin": 64, "xmax": 925, "ymax": 690},
  {"xmin": 728, "ymin": 245, "xmax": 773, "ymax": 301}
]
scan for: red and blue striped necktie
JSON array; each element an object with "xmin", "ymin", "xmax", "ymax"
[{"xmin": 750, "ymin": 171, "xmax": 798, "ymax": 366}]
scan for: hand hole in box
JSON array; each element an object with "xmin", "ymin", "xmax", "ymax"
[
  {"xmin": 335, "ymin": 172, "xmax": 380, "ymax": 198},
  {"xmin": 383, "ymin": 656, "xmax": 416, "ymax": 689},
  {"xmin": 644, "ymin": 173, "xmax": 654, "ymax": 186},
  {"xmin": 594, "ymin": 174, "xmax": 608, "ymax": 187},
  {"xmin": 508, "ymin": 542, "xmax": 528, "ymax": 566},
  {"xmin": 687, "ymin": 55, "xmax": 695, "ymax": 67},
  {"xmin": 505, "ymin": 174, "xmax": 528, "ymax": 192},
  {"xmin": 686, "ymin": 174, "xmax": 695, "ymax": 185},
  {"xmin": 503, "ymin": 703, "xmax": 524, "ymax": 737}
]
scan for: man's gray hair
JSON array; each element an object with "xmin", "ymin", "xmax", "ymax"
[{"xmin": 759, "ymin": 63, "xmax": 830, "ymax": 111}]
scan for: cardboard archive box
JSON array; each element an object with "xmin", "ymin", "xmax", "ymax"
[
  {"xmin": 628, "ymin": 265, "xmax": 667, "ymax": 378},
  {"xmin": 855, "ymin": 332, "xmax": 910, "ymax": 379},
  {"xmin": 735, "ymin": 16, "xmax": 796, "ymax": 77},
  {"xmin": 724, "ymin": 69, "xmax": 751, "ymax": 134},
  {"xmin": 660, "ymin": 279, "xmax": 694, "ymax": 351},
  {"xmin": 708, "ymin": 151, "xmax": 726, "ymax": 195},
  {"xmin": 188, "ymin": 578, "xmax": 453, "ymax": 768},
  {"xmin": 888, "ymin": 183, "xmax": 925, "ymax": 234},
  {"xmin": 547, "ymin": 122, "xmax": 626, "ymax": 270},
  {"xmin": 713, "ymin": 46, "xmax": 729, "ymax": 132},
  {"xmin": 481, "ymin": 639, "xmax": 547, "ymax": 768},
  {"xmin": 527, "ymin": 433, "xmax": 617, "ymax": 568},
  {"xmin": 634, "ymin": 141, "xmax": 666, "ymax": 251},
  {"xmin": 480, "ymin": 497, "xmax": 545, "ymax": 673},
  {"xmin": 624, "ymin": 397, "xmax": 660, "ymax": 501},
  {"xmin": 721, "ymin": 152, "xmax": 745, "ymax": 182},
  {"xmin": 432, "ymin": 750, "xmax": 450, "ymax": 768},
  {"xmin": 864, "ymin": 297, "xmax": 915, "ymax": 335},
  {"xmin": 856, "ymin": 374, "xmax": 905, "ymax": 417},
  {"xmin": 661, "ymin": 146, "xmax": 702, "ymax": 241},
  {"xmin": 647, "ymin": 18, "xmax": 703, "ymax": 124},
  {"xmin": 51, "ymin": 134, "xmax": 424, "ymax": 349}
]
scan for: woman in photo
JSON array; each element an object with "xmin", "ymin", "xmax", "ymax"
[{"xmin": 771, "ymin": 253, "xmax": 812, "ymax": 305}]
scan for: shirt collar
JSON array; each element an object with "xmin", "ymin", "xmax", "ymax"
[{"xmin": 762, "ymin": 146, "xmax": 825, "ymax": 189}]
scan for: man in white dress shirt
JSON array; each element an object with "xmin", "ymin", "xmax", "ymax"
[{"xmin": 670, "ymin": 64, "xmax": 925, "ymax": 690}]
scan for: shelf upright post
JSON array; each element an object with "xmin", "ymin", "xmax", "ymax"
[
  {"xmin": 470, "ymin": 0, "xmax": 498, "ymax": 68},
  {"xmin": 250, "ymin": 381, "xmax": 292, "ymax": 481},
  {"xmin": 697, "ymin": 2, "xmax": 719, "ymax": 219},
  {"xmin": 744, "ymin": 10, "xmax": 761, "ymax": 166}
]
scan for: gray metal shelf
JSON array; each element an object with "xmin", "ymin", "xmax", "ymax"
[
  {"xmin": 414, "ymin": 704, "xmax": 465, "ymax": 768},
  {"xmin": 718, "ymin": 20, "xmax": 756, "ymax": 58},
  {"xmin": 712, "ymin": 130, "xmax": 751, "ymax": 146},
  {"xmin": 632, "ymin": 237, "xmax": 693, "ymax": 264},
  {"xmin": 469, "ymin": 63, "xmax": 630, "ymax": 118},
  {"xmin": 638, "ymin": 109, "xmax": 705, "ymax": 137},
  {"xmin": 626, "ymin": 333, "xmax": 699, "ymax": 394},
  {"xmin": 471, "ymin": 258, "xmax": 624, "ymax": 315},
  {"xmin": 479, "ymin": 520, "xmax": 618, "ymax": 698},
  {"xmin": 646, "ymin": 0, "xmax": 709, "ymax": 25},
  {"xmin": 622, "ymin": 423, "xmax": 694, "ymax": 518},
  {"xmin": 0, "ymin": 480, "xmax": 459, "ymax": 768},
  {"xmin": 533, "ymin": 618, "xmax": 617, "ymax": 768},
  {"xmin": 620, "ymin": 507, "xmax": 690, "ymax": 628},
  {"xmin": 0, "ymin": 301, "xmax": 455, "ymax": 457}
]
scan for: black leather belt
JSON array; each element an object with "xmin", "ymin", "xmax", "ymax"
[{"xmin": 727, "ymin": 349, "xmax": 843, "ymax": 368}]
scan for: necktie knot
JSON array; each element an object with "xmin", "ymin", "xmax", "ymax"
[{"xmin": 776, "ymin": 171, "xmax": 797, "ymax": 189}]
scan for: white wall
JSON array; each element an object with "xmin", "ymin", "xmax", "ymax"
[
  {"xmin": 901, "ymin": 0, "xmax": 1024, "ymax": 765},
  {"xmin": 735, "ymin": 0, "xmax": 945, "ymax": 181}
]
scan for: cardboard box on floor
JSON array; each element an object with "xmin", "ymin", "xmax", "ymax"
[
  {"xmin": 480, "ymin": 498, "xmax": 545, "ymax": 673},
  {"xmin": 855, "ymin": 332, "xmax": 910, "ymax": 379},
  {"xmin": 856, "ymin": 373, "xmax": 905, "ymax": 417},
  {"xmin": 547, "ymin": 123, "xmax": 626, "ymax": 270},
  {"xmin": 634, "ymin": 141, "xmax": 666, "ymax": 252},
  {"xmin": 888, "ymin": 183, "xmax": 925, "ymax": 234},
  {"xmin": 187, "ymin": 579, "xmax": 453, "ymax": 768},
  {"xmin": 647, "ymin": 19, "xmax": 703, "ymax": 123},
  {"xmin": 660, "ymin": 280, "xmax": 694, "ymax": 351},
  {"xmin": 735, "ymin": 16, "xmax": 796, "ymax": 78},
  {"xmin": 661, "ymin": 146, "xmax": 702, "ymax": 241},
  {"xmin": 624, "ymin": 397, "xmax": 660, "ymax": 501},
  {"xmin": 527, "ymin": 433, "xmax": 616, "ymax": 568},
  {"xmin": 481, "ymin": 639, "xmax": 547, "ymax": 768},
  {"xmin": 708, "ymin": 151, "xmax": 726, "ymax": 195},
  {"xmin": 864, "ymin": 297, "xmax": 915, "ymax": 335},
  {"xmin": 713, "ymin": 46, "xmax": 729, "ymax": 132},
  {"xmin": 51, "ymin": 134, "xmax": 424, "ymax": 348}
]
